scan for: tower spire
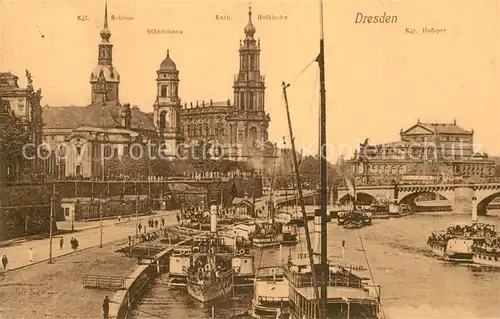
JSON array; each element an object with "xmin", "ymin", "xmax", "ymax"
[
  {"xmin": 167, "ymin": 49, "xmax": 170, "ymax": 57},
  {"xmin": 244, "ymin": 5, "xmax": 256, "ymax": 38},
  {"xmin": 100, "ymin": 0, "xmax": 111, "ymax": 43},
  {"xmin": 104, "ymin": 0, "xmax": 108, "ymax": 29}
]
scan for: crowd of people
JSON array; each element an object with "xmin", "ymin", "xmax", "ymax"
[{"xmin": 428, "ymin": 223, "xmax": 497, "ymax": 245}]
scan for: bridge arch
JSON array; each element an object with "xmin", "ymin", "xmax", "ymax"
[
  {"xmin": 398, "ymin": 191, "xmax": 452, "ymax": 209},
  {"xmin": 338, "ymin": 192, "xmax": 377, "ymax": 205},
  {"xmin": 476, "ymin": 192, "xmax": 500, "ymax": 216}
]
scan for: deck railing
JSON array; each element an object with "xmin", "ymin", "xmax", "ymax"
[{"xmin": 283, "ymin": 267, "xmax": 364, "ymax": 290}]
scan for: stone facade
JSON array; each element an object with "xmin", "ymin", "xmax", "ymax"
[
  {"xmin": 39, "ymin": 3, "xmax": 275, "ymax": 179},
  {"xmin": 173, "ymin": 6, "xmax": 274, "ymax": 167},
  {"xmin": 0, "ymin": 71, "xmax": 43, "ymax": 181},
  {"xmin": 349, "ymin": 120, "xmax": 495, "ymax": 185},
  {"xmin": 41, "ymin": 2, "xmax": 157, "ymax": 179}
]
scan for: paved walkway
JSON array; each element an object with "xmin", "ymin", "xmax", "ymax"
[
  {"xmin": 0, "ymin": 211, "xmax": 179, "ymax": 272},
  {"xmin": 0, "ymin": 242, "xmax": 139, "ymax": 319}
]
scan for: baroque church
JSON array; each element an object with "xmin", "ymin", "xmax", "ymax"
[{"xmin": 40, "ymin": 2, "xmax": 275, "ymax": 179}]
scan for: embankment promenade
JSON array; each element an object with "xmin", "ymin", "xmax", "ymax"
[{"xmin": 0, "ymin": 239, "xmax": 138, "ymax": 319}]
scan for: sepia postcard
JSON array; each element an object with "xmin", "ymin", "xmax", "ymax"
[{"xmin": 0, "ymin": 0, "xmax": 499, "ymax": 318}]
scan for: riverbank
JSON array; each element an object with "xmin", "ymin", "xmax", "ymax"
[{"xmin": 0, "ymin": 239, "xmax": 138, "ymax": 319}]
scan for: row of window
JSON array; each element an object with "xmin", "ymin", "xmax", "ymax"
[{"xmin": 185, "ymin": 124, "xmax": 226, "ymax": 137}]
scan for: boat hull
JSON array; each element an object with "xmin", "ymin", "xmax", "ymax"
[
  {"xmin": 253, "ymin": 235, "xmax": 282, "ymax": 248},
  {"xmin": 428, "ymin": 239, "xmax": 474, "ymax": 262},
  {"xmin": 343, "ymin": 220, "xmax": 363, "ymax": 229},
  {"xmin": 371, "ymin": 213, "xmax": 389, "ymax": 219},
  {"xmin": 187, "ymin": 272, "xmax": 233, "ymax": 302},
  {"xmin": 473, "ymin": 252, "xmax": 500, "ymax": 267}
]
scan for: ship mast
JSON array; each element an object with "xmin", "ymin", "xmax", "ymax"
[
  {"xmin": 282, "ymin": 83, "xmax": 322, "ymax": 315},
  {"xmin": 318, "ymin": 0, "xmax": 328, "ymax": 316}
]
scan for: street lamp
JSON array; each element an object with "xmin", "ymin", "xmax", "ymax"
[
  {"xmin": 135, "ymin": 195, "xmax": 139, "ymax": 238},
  {"xmin": 48, "ymin": 182, "xmax": 55, "ymax": 263},
  {"xmin": 99, "ymin": 194, "xmax": 103, "ymax": 248}
]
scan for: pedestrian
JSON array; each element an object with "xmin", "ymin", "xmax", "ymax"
[
  {"xmin": 161, "ymin": 217, "xmax": 165, "ymax": 227},
  {"xmin": 2, "ymin": 255, "xmax": 8, "ymax": 271},
  {"xmin": 176, "ymin": 213, "xmax": 180, "ymax": 224},
  {"xmin": 154, "ymin": 220, "xmax": 158, "ymax": 228},
  {"xmin": 60, "ymin": 237, "xmax": 64, "ymax": 250},
  {"xmin": 102, "ymin": 296, "xmax": 110, "ymax": 319},
  {"xmin": 138, "ymin": 223, "xmax": 142, "ymax": 233},
  {"xmin": 28, "ymin": 248, "xmax": 34, "ymax": 263},
  {"xmin": 74, "ymin": 238, "xmax": 79, "ymax": 250}
]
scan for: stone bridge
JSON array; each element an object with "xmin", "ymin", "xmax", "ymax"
[{"xmin": 337, "ymin": 183, "xmax": 500, "ymax": 215}]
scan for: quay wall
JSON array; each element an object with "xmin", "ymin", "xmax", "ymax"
[
  {"xmin": 0, "ymin": 182, "xmax": 61, "ymax": 241},
  {"xmin": 108, "ymin": 238, "xmax": 191, "ymax": 319},
  {"xmin": 1, "ymin": 177, "xmax": 260, "ymax": 240}
]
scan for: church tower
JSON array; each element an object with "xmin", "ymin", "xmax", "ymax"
[
  {"xmin": 89, "ymin": 0, "xmax": 120, "ymax": 104},
  {"xmin": 154, "ymin": 49, "xmax": 183, "ymax": 157},
  {"xmin": 231, "ymin": 6, "xmax": 270, "ymax": 153}
]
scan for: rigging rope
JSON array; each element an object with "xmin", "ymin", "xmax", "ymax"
[
  {"xmin": 288, "ymin": 57, "xmax": 318, "ymax": 86},
  {"xmin": 356, "ymin": 229, "xmax": 387, "ymax": 319}
]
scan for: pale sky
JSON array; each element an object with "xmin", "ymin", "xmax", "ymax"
[{"xmin": 1, "ymin": 0, "xmax": 498, "ymax": 161}]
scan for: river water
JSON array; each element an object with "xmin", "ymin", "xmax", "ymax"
[{"xmin": 130, "ymin": 208, "xmax": 500, "ymax": 319}]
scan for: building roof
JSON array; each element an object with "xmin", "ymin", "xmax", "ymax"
[
  {"xmin": 159, "ymin": 50, "xmax": 177, "ymax": 72},
  {"xmin": 401, "ymin": 121, "xmax": 472, "ymax": 135},
  {"xmin": 232, "ymin": 198, "xmax": 254, "ymax": 206},
  {"xmin": 42, "ymin": 100, "xmax": 155, "ymax": 131}
]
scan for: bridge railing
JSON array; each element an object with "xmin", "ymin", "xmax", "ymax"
[{"xmin": 82, "ymin": 275, "xmax": 126, "ymax": 290}]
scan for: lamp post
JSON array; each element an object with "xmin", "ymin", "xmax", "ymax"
[
  {"xmin": 99, "ymin": 194, "xmax": 103, "ymax": 248},
  {"xmin": 135, "ymin": 195, "xmax": 139, "ymax": 238},
  {"xmin": 48, "ymin": 182, "xmax": 55, "ymax": 263}
]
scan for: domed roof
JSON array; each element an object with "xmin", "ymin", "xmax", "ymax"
[
  {"xmin": 159, "ymin": 50, "xmax": 177, "ymax": 71},
  {"xmin": 100, "ymin": 27, "xmax": 111, "ymax": 41},
  {"xmin": 244, "ymin": 7, "xmax": 256, "ymax": 37}
]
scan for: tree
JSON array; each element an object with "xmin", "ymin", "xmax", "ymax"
[
  {"xmin": 297, "ymin": 155, "xmax": 340, "ymax": 188},
  {"xmin": 0, "ymin": 99, "xmax": 31, "ymax": 180},
  {"xmin": 108, "ymin": 154, "xmax": 147, "ymax": 179}
]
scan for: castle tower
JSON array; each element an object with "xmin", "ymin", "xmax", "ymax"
[
  {"xmin": 89, "ymin": 0, "xmax": 120, "ymax": 104},
  {"xmin": 231, "ymin": 6, "xmax": 270, "ymax": 154},
  {"xmin": 154, "ymin": 49, "xmax": 183, "ymax": 157}
]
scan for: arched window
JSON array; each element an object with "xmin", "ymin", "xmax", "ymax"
[
  {"xmin": 240, "ymin": 92, "xmax": 245, "ymax": 110},
  {"xmin": 249, "ymin": 127, "xmax": 257, "ymax": 147},
  {"xmin": 159, "ymin": 112, "xmax": 166, "ymax": 130},
  {"xmin": 248, "ymin": 92, "xmax": 254, "ymax": 111},
  {"xmin": 161, "ymin": 85, "xmax": 167, "ymax": 97},
  {"xmin": 205, "ymin": 124, "xmax": 210, "ymax": 136}
]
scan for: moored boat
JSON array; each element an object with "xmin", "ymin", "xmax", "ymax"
[
  {"xmin": 186, "ymin": 203, "xmax": 234, "ymax": 302},
  {"xmin": 250, "ymin": 267, "xmax": 290, "ymax": 318},
  {"xmin": 281, "ymin": 223, "xmax": 298, "ymax": 246},
  {"xmin": 337, "ymin": 211, "xmax": 347, "ymax": 225},
  {"xmin": 342, "ymin": 210, "xmax": 371, "ymax": 229},
  {"xmin": 252, "ymin": 223, "xmax": 283, "ymax": 248},
  {"xmin": 284, "ymin": 253, "xmax": 381, "ymax": 319},
  {"xmin": 388, "ymin": 201, "xmax": 412, "ymax": 218},
  {"xmin": 368, "ymin": 203, "xmax": 390, "ymax": 219}
]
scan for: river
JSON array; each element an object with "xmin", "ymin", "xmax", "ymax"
[{"xmin": 130, "ymin": 208, "xmax": 500, "ymax": 319}]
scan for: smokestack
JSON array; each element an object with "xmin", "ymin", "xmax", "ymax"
[
  {"xmin": 314, "ymin": 208, "xmax": 321, "ymax": 259},
  {"xmin": 471, "ymin": 196, "xmax": 478, "ymax": 224},
  {"xmin": 210, "ymin": 202, "xmax": 218, "ymax": 233}
]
